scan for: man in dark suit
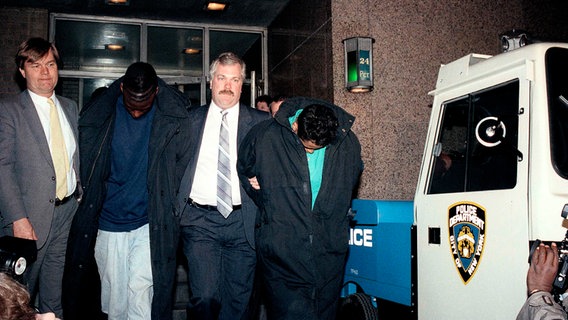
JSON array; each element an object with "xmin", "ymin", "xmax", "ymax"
[
  {"xmin": 177, "ymin": 52, "xmax": 268, "ymax": 320},
  {"xmin": 0, "ymin": 37, "xmax": 80, "ymax": 318}
]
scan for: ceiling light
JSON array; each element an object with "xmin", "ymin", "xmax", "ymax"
[
  {"xmin": 182, "ymin": 48, "xmax": 202, "ymax": 55},
  {"xmin": 204, "ymin": 2, "xmax": 228, "ymax": 11},
  {"xmin": 105, "ymin": 44, "xmax": 125, "ymax": 51},
  {"xmin": 106, "ymin": 0, "xmax": 129, "ymax": 4}
]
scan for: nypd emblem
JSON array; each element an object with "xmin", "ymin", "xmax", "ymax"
[{"xmin": 448, "ymin": 202, "xmax": 486, "ymax": 284}]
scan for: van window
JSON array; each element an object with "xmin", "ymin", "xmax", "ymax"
[
  {"xmin": 546, "ymin": 47, "xmax": 568, "ymax": 179},
  {"xmin": 428, "ymin": 80, "xmax": 520, "ymax": 194}
]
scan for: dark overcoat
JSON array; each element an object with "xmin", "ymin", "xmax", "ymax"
[
  {"xmin": 238, "ymin": 96, "xmax": 363, "ymax": 319},
  {"xmin": 62, "ymin": 77, "xmax": 192, "ymax": 320}
]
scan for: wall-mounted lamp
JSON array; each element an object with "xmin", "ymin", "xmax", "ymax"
[
  {"xmin": 343, "ymin": 37, "xmax": 374, "ymax": 93},
  {"xmin": 106, "ymin": 0, "xmax": 129, "ymax": 5}
]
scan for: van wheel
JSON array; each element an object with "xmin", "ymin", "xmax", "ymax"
[{"xmin": 337, "ymin": 292, "xmax": 379, "ymax": 320}]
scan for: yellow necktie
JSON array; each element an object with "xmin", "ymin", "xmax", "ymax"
[{"xmin": 47, "ymin": 98, "xmax": 69, "ymax": 200}]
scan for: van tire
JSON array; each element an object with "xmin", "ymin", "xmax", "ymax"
[{"xmin": 337, "ymin": 292, "xmax": 379, "ymax": 320}]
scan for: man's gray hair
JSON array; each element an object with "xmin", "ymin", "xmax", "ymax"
[{"xmin": 209, "ymin": 52, "xmax": 246, "ymax": 80}]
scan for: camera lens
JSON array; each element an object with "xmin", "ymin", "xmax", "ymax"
[{"xmin": 12, "ymin": 257, "xmax": 27, "ymax": 276}]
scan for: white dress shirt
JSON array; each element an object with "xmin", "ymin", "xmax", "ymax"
[{"xmin": 190, "ymin": 102, "xmax": 242, "ymax": 206}]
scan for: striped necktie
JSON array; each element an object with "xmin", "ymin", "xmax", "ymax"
[
  {"xmin": 47, "ymin": 98, "xmax": 69, "ymax": 200},
  {"xmin": 217, "ymin": 111, "xmax": 233, "ymax": 218}
]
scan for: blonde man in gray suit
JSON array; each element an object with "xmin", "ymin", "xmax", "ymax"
[{"xmin": 0, "ymin": 37, "xmax": 80, "ymax": 318}]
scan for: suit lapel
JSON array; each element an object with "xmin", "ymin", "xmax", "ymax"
[
  {"xmin": 20, "ymin": 92, "xmax": 53, "ymax": 167},
  {"xmin": 190, "ymin": 105, "xmax": 209, "ymax": 176},
  {"xmin": 237, "ymin": 103, "xmax": 255, "ymax": 147},
  {"xmin": 177, "ymin": 105, "xmax": 208, "ymax": 208}
]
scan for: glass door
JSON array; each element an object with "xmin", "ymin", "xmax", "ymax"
[{"xmin": 50, "ymin": 13, "xmax": 266, "ymax": 109}]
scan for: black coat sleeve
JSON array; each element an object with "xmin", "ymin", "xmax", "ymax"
[{"xmin": 237, "ymin": 121, "xmax": 270, "ymax": 207}]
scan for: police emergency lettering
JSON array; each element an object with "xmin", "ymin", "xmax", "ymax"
[
  {"xmin": 448, "ymin": 202, "xmax": 486, "ymax": 284},
  {"xmin": 349, "ymin": 228, "xmax": 373, "ymax": 247}
]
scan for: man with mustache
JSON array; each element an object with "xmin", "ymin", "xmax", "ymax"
[{"xmin": 177, "ymin": 52, "xmax": 268, "ymax": 320}]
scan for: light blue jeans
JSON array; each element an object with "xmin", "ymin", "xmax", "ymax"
[{"xmin": 95, "ymin": 224, "xmax": 153, "ymax": 320}]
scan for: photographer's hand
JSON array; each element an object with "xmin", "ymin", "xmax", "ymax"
[{"xmin": 527, "ymin": 243, "xmax": 559, "ymax": 295}]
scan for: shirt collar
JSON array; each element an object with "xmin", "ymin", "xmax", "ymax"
[
  {"xmin": 211, "ymin": 101, "xmax": 239, "ymax": 113},
  {"xmin": 210, "ymin": 101, "xmax": 240, "ymax": 121},
  {"xmin": 28, "ymin": 90, "xmax": 57, "ymax": 106}
]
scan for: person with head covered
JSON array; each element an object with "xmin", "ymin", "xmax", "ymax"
[
  {"xmin": 238, "ymin": 97, "xmax": 363, "ymax": 320},
  {"xmin": 63, "ymin": 62, "xmax": 192, "ymax": 320}
]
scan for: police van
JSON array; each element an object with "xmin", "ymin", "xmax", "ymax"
[{"xmin": 341, "ymin": 42, "xmax": 568, "ymax": 320}]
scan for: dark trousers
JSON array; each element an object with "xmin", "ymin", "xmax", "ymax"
[
  {"xmin": 258, "ymin": 247, "xmax": 344, "ymax": 320},
  {"xmin": 181, "ymin": 206, "xmax": 256, "ymax": 320},
  {"xmin": 26, "ymin": 198, "xmax": 78, "ymax": 318}
]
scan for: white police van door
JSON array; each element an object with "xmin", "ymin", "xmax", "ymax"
[{"xmin": 414, "ymin": 52, "xmax": 531, "ymax": 320}]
